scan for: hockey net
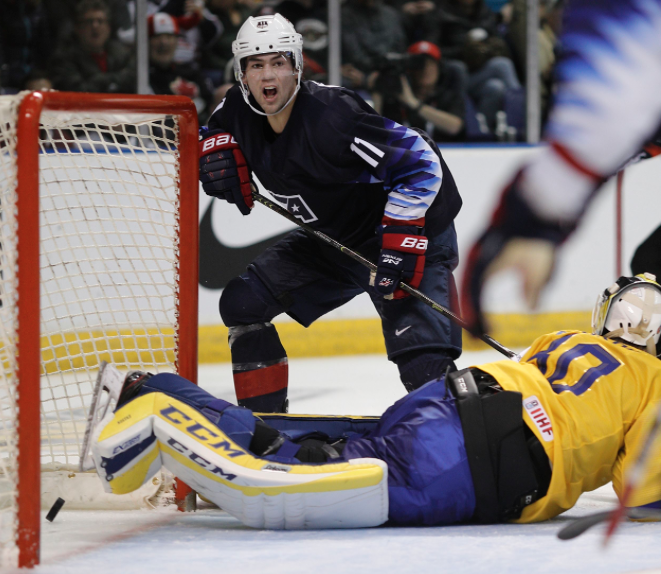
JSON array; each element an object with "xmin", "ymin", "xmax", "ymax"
[{"xmin": 0, "ymin": 92, "xmax": 199, "ymax": 567}]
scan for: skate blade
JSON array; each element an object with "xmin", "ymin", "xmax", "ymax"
[{"xmin": 79, "ymin": 361, "xmax": 124, "ymax": 472}]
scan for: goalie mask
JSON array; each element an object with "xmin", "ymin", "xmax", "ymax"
[
  {"xmin": 232, "ymin": 14, "xmax": 303, "ymax": 117},
  {"xmin": 592, "ymin": 273, "xmax": 661, "ymax": 356}
]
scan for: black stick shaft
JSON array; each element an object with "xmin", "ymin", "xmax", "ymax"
[{"xmin": 251, "ymin": 191, "xmax": 516, "ymax": 359}]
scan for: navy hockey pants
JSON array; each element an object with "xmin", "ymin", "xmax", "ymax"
[{"xmin": 221, "ymin": 224, "xmax": 462, "ymax": 361}]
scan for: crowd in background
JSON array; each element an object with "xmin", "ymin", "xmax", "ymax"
[{"xmin": 0, "ymin": 0, "xmax": 563, "ymax": 141}]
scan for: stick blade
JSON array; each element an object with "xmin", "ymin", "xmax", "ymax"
[{"xmin": 557, "ymin": 511, "xmax": 612, "ymax": 541}]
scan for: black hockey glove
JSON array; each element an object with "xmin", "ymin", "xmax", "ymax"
[
  {"xmin": 373, "ymin": 223, "xmax": 427, "ymax": 299},
  {"xmin": 199, "ymin": 128, "xmax": 253, "ymax": 215}
]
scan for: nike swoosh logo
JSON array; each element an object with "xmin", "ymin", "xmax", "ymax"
[
  {"xmin": 395, "ymin": 326, "xmax": 412, "ymax": 336},
  {"xmin": 198, "ymin": 199, "xmax": 290, "ymax": 289}
]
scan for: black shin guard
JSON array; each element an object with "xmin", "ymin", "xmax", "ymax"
[
  {"xmin": 228, "ymin": 323, "xmax": 289, "ymax": 413},
  {"xmin": 395, "ymin": 350, "xmax": 457, "ymax": 392}
]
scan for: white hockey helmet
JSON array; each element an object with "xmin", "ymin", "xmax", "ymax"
[
  {"xmin": 592, "ymin": 272, "xmax": 661, "ymax": 356},
  {"xmin": 232, "ymin": 14, "xmax": 304, "ymax": 116}
]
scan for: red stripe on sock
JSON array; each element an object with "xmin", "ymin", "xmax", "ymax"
[{"xmin": 233, "ymin": 362, "xmax": 288, "ymax": 400}]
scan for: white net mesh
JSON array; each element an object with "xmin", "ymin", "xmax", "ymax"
[
  {"xmin": 0, "ymin": 94, "xmax": 21, "ymax": 565},
  {"xmin": 0, "ymin": 93, "xmax": 189, "ymax": 563}
]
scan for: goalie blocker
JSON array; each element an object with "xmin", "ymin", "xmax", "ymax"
[{"xmin": 83, "ymin": 362, "xmax": 550, "ymax": 528}]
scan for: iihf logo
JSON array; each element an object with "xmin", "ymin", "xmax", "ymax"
[
  {"xmin": 270, "ymin": 192, "xmax": 318, "ymax": 223},
  {"xmin": 257, "ymin": 20, "xmax": 268, "ymax": 29}
]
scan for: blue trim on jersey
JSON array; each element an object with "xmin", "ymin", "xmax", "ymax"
[{"xmin": 352, "ymin": 119, "xmax": 443, "ymax": 223}]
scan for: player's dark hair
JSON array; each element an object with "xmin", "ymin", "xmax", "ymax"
[{"xmin": 241, "ymin": 51, "xmax": 296, "ymax": 72}]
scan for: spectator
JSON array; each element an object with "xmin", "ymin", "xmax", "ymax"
[
  {"xmin": 201, "ymin": 0, "xmax": 253, "ymax": 84},
  {"xmin": 388, "ymin": 0, "xmax": 442, "ymax": 46},
  {"xmin": 120, "ymin": 0, "xmax": 222, "ymax": 67},
  {"xmin": 42, "ymin": 0, "xmax": 132, "ymax": 48},
  {"xmin": 298, "ymin": 18, "xmax": 330, "ymax": 83},
  {"xmin": 51, "ymin": 0, "xmax": 136, "ymax": 93},
  {"xmin": 438, "ymin": 0, "xmax": 521, "ymax": 133},
  {"xmin": 508, "ymin": 0, "xmax": 564, "ymax": 121},
  {"xmin": 0, "ymin": 0, "xmax": 53, "ymax": 90},
  {"xmin": 148, "ymin": 13, "xmax": 214, "ymax": 122},
  {"xmin": 380, "ymin": 41, "xmax": 466, "ymax": 142},
  {"xmin": 341, "ymin": 0, "xmax": 407, "ymax": 91}
]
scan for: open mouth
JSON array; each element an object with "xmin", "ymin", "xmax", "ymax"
[{"xmin": 263, "ymin": 87, "xmax": 277, "ymax": 100}]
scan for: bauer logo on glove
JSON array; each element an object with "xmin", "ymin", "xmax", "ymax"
[
  {"xmin": 373, "ymin": 222, "xmax": 427, "ymax": 299},
  {"xmin": 201, "ymin": 133, "xmax": 239, "ymax": 153},
  {"xmin": 199, "ymin": 129, "xmax": 253, "ymax": 215}
]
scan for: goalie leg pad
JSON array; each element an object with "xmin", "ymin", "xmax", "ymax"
[
  {"xmin": 92, "ymin": 391, "xmax": 389, "ymax": 528},
  {"xmin": 153, "ymin": 393, "xmax": 388, "ymax": 528},
  {"xmin": 91, "ymin": 393, "xmax": 163, "ymax": 495}
]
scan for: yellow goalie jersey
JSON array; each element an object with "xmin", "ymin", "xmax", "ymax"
[{"xmin": 477, "ymin": 330, "xmax": 661, "ymax": 523}]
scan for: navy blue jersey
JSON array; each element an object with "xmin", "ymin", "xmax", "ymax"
[{"xmin": 207, "ymin": 81, "xmax": 461, "ymax": 246}]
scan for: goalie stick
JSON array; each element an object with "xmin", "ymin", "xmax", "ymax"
[
  {"xmin": 557, "ymin": 400, "xmax": 661, "ymax": 542},
  {"xmin": 251, "ymin": 190, "xmax": 516, "ymax": 359},
  {"xmin": 79, "ymin": 361, "xmax": 125, "ymax": 472}
]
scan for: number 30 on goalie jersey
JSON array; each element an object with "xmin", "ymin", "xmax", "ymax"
[{"xmin": 515, "ymin": 331, "xmax": 661, "ymax": 517}]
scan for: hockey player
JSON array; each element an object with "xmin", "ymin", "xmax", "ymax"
[
  {"xmin": 461, "ymin": 0, "xmax": 661, "ymax": 336},
  {"xmin": 198, "ymin": 14, "xmax": 463, "ymax": 412},
  {"xmin": 83, "ymin": 274, "xmax": 661, "ymax": 528}
]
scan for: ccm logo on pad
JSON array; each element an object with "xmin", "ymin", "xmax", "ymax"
[
  {"xmin": 401, "ymin": 237, "xmax": 428, "ymax": 250},
  {"xmin": 201, "ymin": 134, "xmax": 237, "ymax": 153}
]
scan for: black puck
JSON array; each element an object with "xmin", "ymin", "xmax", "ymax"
[{"xmin": 46, "ymin": 498, "xmax": 65, "ymax": 522}]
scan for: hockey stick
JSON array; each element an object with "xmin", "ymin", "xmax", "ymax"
[
  {"xmin": 251, "ymin": 190, "xmax": 516, "ymax": 359},
  {"xmin": 557, "ymin": 508, "xmax": 661, "ymax": 541}
]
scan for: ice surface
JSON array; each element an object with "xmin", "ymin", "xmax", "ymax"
[{"xmin": 22, "ymin": 352, "xmax": 661, "ymax": 574}]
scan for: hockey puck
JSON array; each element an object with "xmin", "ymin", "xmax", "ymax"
[{"xmin": 46, "ymin": 498, "xmax": 65, "ymax": 522}]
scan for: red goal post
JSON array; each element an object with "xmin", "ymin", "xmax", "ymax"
[{"xmin": 5, "ymin": 91, "xmax": 199, "ymax": 567}]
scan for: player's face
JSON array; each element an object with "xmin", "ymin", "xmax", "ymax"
[{"xmin": 243, "ymin": 53, "xmax": 297, "ymax": 114}]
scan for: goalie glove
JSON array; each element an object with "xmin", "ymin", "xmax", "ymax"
[
  {"xmin": 199, "ymin": 128, "xmax": 253, "ymax": 215},
  {"xmin": 373, "ymin": 222, "xmax": 427, "ymax": 299}
]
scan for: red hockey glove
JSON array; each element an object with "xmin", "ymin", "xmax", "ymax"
[
  {"xmin": 199, "ymin": 129, "xmax": 253, "ymax": 215},
  {"xmin": 374, "ymin": 224, "xmax": 427, "ymax": 299}
]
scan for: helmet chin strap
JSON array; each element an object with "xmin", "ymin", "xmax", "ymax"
[{"xmin": 239, "ymin": 70, "xmax": 302, "ymax": 117}]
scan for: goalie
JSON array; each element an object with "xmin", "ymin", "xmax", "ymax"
[{"xmin": 81, "ymin": 274, "xmax": 661, "ymax": 528}]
